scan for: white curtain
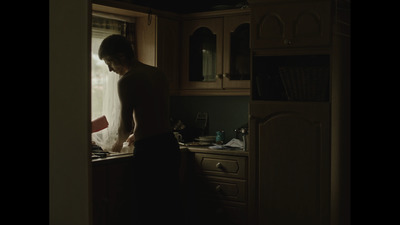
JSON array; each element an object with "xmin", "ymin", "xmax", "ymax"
[
  {"xmin": 202, "ymin": 41, "xmax": 216, "ymax": 82},
  {"xmin": 91, "ymin": 17, "xmax": 125, "ymax": 151}
]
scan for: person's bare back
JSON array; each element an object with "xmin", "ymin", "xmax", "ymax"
[{"xmin": 117, "ymin": 61, "xmax": 171, "ymax": 143}]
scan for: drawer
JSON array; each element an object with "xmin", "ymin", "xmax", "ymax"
[
  {"xmin": 218, "ymin": 203, "xmax": 248, "ymax": 225},
  {"xmin": 196, "ymin": 176, "xmax": 247, "ymax": 203},
  {"xmin": 194, "ymin": 153, "xmax": 247, "ymax": 179},
  {"xmin": 195, "ymin": 199, "xmax": 248, "ymax": 225}
]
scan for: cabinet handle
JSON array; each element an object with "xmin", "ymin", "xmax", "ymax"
[
  {"xmin": 223, "ymin": 73, "xmax": 230, "ymax": 80},
  {"xmin": 215, "ymin": 184, "xmax": 222, "ymax": 192},
  {"xmin": 284, "ymin": 39, "xmax": 294, "ymax": 46},
  {"xmin": 216, "ymin": 74, "xmax": 223, "ymax": 79},
  {"xmin": 216, "ymin": 162, "xmax": 223, "ymax": 169}
]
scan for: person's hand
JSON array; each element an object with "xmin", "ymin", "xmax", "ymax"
[
  {"xmin": 126, "ymin": 133, "xmax": 135, "ymax": 146},
  {"xmin": 111, "ymin": 140, "xmax": 123, "ymax": 152}
]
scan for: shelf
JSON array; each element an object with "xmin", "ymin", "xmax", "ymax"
[{"xmin": 252, "ymin": 54, "xmax": 330, "ymax": 102}]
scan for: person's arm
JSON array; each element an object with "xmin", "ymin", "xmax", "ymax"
[{"xmin": 111, "ymin": 78, "xmax": 134, "ymax": 152}]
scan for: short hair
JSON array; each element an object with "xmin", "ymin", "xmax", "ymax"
[{"xmin": 98, "ymin": 34, "xmax": 135, "ymax": 60}]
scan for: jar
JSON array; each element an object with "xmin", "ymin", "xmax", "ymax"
[{"xmin": 216, "ymin": 131, "xmax": 225, "ymax": 145}]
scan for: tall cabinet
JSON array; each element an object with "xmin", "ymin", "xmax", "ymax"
[{"xmin": 248, "ymin": 0, "xmax": 350, "ymax": 225}]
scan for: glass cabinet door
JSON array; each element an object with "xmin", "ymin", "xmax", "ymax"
[
  {"xmin": 182, "ymin": 18, "xmax": 223, "ymax": 90},
  {"xmin": 189, "ymin": 27, "xmax": 217, "ymax": 82},
  {"xmin": 229, "ymin": 23, "xmax": 250, "ymax": 80},
  {"xmin": 223, "ymin": 15, "xmax": 251, "ymax": 89}
]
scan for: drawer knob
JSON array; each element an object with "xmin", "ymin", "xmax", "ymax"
[
  {"xmin": 216, "ymin": 162, "xmax": 223, "ymax": 169},
  {"xmin": 215, "ymin": 184, "xmax": 222, "ymax": 192}
]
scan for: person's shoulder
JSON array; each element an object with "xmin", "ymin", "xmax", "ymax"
[
  {"xmin": 118, "ymin": 72, "xmax": 136, "ymax": 86},
  {"xmin": 139, "ymin": 62, "xmax": 161, "ymax": 73}
]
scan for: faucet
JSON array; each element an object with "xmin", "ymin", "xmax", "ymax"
[{"xmin": 234, "ymin": 127, "xmax": 248, "ymax": 151}]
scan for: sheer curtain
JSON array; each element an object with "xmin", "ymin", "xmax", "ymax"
[
  {"xmin": 202, "ymin": 41, "xmax": 216, "ymax": 81},
  {"xmin": 91, "ymin": 16, "xmax": 135, "ymax": 151}
]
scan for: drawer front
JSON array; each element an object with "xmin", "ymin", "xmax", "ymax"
[
  {"xmin": 196, "ymin": 176, "xmax": 247, "ymax": 203},
  {"xmin": 195, "ymin": 199, "xmax": 248, "ymax": 225},
  {"xmin": 214, "ymin": 203, "xmax": 247, "ymax": 225},
  {"xmin": 194, "ymin": 153, "xmax": 247, "ymax": 179}
]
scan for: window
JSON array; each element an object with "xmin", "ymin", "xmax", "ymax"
[
  {"xmin": 91, "ymin": 16, "xmax": 125, "ymax": 119},
  {"xmin": 91, "ymin": 15, "xmax": 135, "ymax": 151}
]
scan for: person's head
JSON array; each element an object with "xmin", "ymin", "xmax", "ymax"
[{"xmin": 98, "ymin": 34, "xmax": 136, "ymax": 75}]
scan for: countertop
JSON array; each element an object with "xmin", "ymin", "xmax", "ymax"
[
  {"xmin": 179, "ymin": 145, "xmax": 248, "ymax": 156},
  {"xmin": 92, "ymin": 152, "xmax": 134, "ymax": 164},
  {"xmin": 92, "ymin": 145, "xmax": 248, "ymax": 163}
]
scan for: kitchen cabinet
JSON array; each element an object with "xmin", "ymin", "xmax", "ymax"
[
  {"xmin": 223, "ymin": 15, "xmax": 251, "ymax": 89},
  {"xmin": 249, "ymin": 101, "xmax": 331, "ymax": 225},
  {"xmin": 93, "ymin": 151, "xmax": 190, "ymax": 225},
  {"xmin": 182, "ymin": 17, "xmax": 223, "ymax": 90},
  {"xmin": 183, "ymin": 149, "xmax": 249, "ymax": 225},
  {"xmin": 247, "ymin": 1, "xmax": 350, "ymax": 224},
  {"xmin": 251, "ymin": 0, "xmax": 331, "ymax": 49},
  {"xmin": 181, "ymin": 9, "xmax": 250, "ymax": 95},
  {"xmin": 156, "ymin": 16, "xmax": 181, "ymax": 93},
  {"xmin": 92, "ymin": 155, "xmax": 135, "ymax": 225}
]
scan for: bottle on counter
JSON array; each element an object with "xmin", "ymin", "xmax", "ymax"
[{"xmin": 216, "ymin": 130, "xmax": 225, "ymax": 145}]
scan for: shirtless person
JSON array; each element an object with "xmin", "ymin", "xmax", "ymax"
[{"xmin": 98, "ymin": 34, "xmax": 182, "ymax": 225}]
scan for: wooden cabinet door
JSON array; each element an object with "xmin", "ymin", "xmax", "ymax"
[
  {"xmin": 251, "ymin": 3, "xmax": 287, "ymax": 49},
  {"xmin": 106, "ymin": 161, "xmax": 134, "ymax": 225},
  {"xmin": 250, "ymin": 101, "xmax": 330, "ymax": 225},
  {"xmin": 223, "ymin": 14, "xmax": 251, "ymax": 89},
  {"xmin": 92, "ymin": 159, "xmax": 134, "ymax": 225},
  {"xmin": 157, "ymin": 16, "xmax": 180, "ymax": 93},
  {"xmin": 181, "ymin": 18, "xmax": 223, "ymax": 89},
  {"xmin": 251, "ymin": 0, "xmax": 331, "ymax": 49},
  {"xmin": 290, "ymin": 0, "xmax": 331, "ymax": 47},
  {"xmin": 92, "ymin": 164, "xmax": 107, "ymax": 225}
]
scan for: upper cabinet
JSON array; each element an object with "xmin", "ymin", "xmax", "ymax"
[
  {"xmin": 156, "ymin": 16, "xmax": 181, "ymax": 93},
  {"xmin": 182, "ymin": 17, "xmax": 224, "ymax": 90},
  {"xmin": 251, "ymin": 0, "xmax": 331, "ymax": 49},
  {"xmin": 223, "ymin": 15, "xmax": 251, "ymax": 89},
  {"xmin": 181, "ymin": 9, "xmax": 251, "ymax": 95}
]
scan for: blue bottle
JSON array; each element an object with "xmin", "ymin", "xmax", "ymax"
[{"xmin": 216, "ymin": 131, "xmax": 225, "ymax": 145}]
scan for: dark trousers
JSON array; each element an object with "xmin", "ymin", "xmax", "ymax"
[{"xmin": 132, "ymin": 132, "xmax": 183, "ymax": 225}]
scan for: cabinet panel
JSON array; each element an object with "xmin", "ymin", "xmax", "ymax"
[
  {"xmin": 182, "ymin": 18, "xmax": 223, "ymax": 89},
  {"xmin": 196, "ymin": 176, "xmax": 247, "ymax": 202},
  {"xmin": 189, "ymin": 27, "xmax": 217, "ymax": 82},
  {"xmin": 196, "ymin": 199, "xmax": 248, "ymax": 225},
  {"xmin": 157, "ymin": 17, "xmax": 180, "ymax": 93},
  {"xmin": 250, "ymin": 102, "xmax": 330, "ymax": 225},
  {"xmin": 105, "ymin": 161, "xmax": 134, "ymax": 225},
  {"xmin": 194, "ymin": 153, "xmax": 247, "ymax": 179},
  {"xmin": 223, "ymin": 14, "xmax": 251, "ymax": 89},
  {"xmin": 251, "ymin": 0, "xmax": 331, "ymax": 49},
  {"xmin": 193, "ymin": 198, "xmax": 248, "ymax": 225},
  {"xmin": 252, "ymin": 4, "xmax": 287, "ymax": 48},
  {"xmin": 186, "ymin": 151, "xmax": 249, "ymax": 225},
  {"xmin": 181, "ymin": 11, "xmax": 251, "ymax": 94},
  {"xmin": 92, "ymin": 158, "xmax": 135, "ymax": 225},
  {"xmin": 291, "ymin": 1, "xmax": 331, "ymax": 47},
  {"xmin": 92, "ymin": 164, "xmax": 107, "ymax": 225}
]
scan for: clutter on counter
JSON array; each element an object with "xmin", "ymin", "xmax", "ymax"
[
  {"xmin": 208, "ymin": 138, "xmax": 245, "ymax": 150},
  {"xmin": 180, "ymin": 137, "xmax": 245, "ymax": 151},
  {"xmin": 121, "ymin": 141, "xmax": 134, "ymax": 153}
]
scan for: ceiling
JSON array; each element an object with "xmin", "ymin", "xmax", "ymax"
[{"xmin": 122, "ymin": 0, "xmax": 249, "ymax": 13}]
